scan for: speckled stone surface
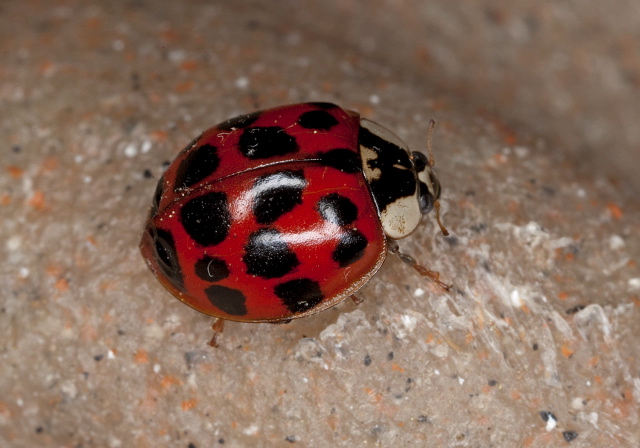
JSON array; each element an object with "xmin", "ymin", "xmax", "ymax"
[{"xmin": 1, "ymin": 1, "xmax": 639, "ymax": 447}]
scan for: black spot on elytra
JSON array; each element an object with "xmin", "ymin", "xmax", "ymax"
[
  {"xmin": 194, "ymin": 256, "xmax": 230, "ymax": 282},
  {"xmin": 216, "ymin": 110, "xmax": 262, "ymax": 131},
  {"xmin": 150, "ymin": 177, "xmax": 164, "ymax": 216},
  {"xmin": 298, "ymin": 110, "xmax": 339, "ymax": 130},
  {"xmin": 205, "ymin": 285, "xmax": 247, "ymax": 316},
  {"xmin": 252, "ymin": 170, "xmax": 307, "ymax": 224},
  {"xmin": 317, "ymin": 193, "xmax": 358, "ymax": 227},
  {"xmin": 333, "ymin": 229, "xmax": 368, "ymax": 267},
  {"xmin": 307, "ymin": 102, "xmax": 339, "ymax": 110},
  {"xmin": 151, "ymin": 227, "xmax": 185, "ymax": 291},
  {"xmin": 274, "ymin": 278, "xmax": 324, "ymax": 314},
  {"xmin": 318, "ymin": 149, "xmax": 361, "ymax": 173},
  {"xmin": 174, "ymin": 144, "xmax": 220, "ymax": 190},
  {"xmin": 359, "ymin": 126, "xmax": 416, "ymax": 212},
  {"xmin": 244, "ymin": 228, "xmax": 299, "ymax": 278},
  {"xmin": 238, "ymin": 126, "xmax": 299, "ymax": 159},
  {"xmin": 180, "ymin": 192, "xmax": 231, "ymax": 247}
]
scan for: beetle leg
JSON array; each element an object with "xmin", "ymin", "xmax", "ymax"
[
  {"xmin": 208, "ymin": 319, "xmax": 225, "ymax": 347},
  {"xmin": 387, "ymin": 239, "xmax": 452, "ymax": 291},
  {"xmin": 350, "ymin": 294, "xmax": 364, "ymax": 305}
]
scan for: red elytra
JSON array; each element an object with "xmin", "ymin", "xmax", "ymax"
[{"xmin": 140, "ymin": 102, "xmax": 448, "ymax": 345}]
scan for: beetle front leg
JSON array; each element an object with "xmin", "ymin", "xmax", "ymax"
[{"xmin": 387, "ymin": 239, "xmax": 452, "ymax": 291}]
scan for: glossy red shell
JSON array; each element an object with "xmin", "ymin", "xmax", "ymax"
[{"xmin": 140, "ymin": 103, "xmax": 388, "ymax": 322}]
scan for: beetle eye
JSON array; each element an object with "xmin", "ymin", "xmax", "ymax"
[
  {"xmin": 418, "ymin": 182, "xmax": 435, "ymax": 214},
  {"xmin": 412, "ymin": 151, "xmax": 428, "ymax": 172}
]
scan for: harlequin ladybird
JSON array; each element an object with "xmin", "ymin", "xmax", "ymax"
[{"xmin": 140, "ymin": 102, "xmax": 449, "ymax": 346}]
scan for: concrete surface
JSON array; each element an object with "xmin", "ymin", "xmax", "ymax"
[{"xmin": 1, "ymin": 1, "xmax": 639, "ymax": 447}]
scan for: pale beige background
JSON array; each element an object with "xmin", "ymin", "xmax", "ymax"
[{"xmin": 1, "ymin": 1, "xmax": 639, "ymax": 447}]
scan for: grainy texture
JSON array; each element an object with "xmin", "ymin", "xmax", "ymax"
[{"xmin": 1, "ymin": 1, "xmax": 639, "ymax": 447}]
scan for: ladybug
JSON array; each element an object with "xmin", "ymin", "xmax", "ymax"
[{"xmin": 140, "ymin": 102, "xmax": 449, "ymax": 346}]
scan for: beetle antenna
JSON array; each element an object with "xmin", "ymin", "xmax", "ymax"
[{"xmin": 426, "ymin": 119, "xmax": 437, "ymax": 167}]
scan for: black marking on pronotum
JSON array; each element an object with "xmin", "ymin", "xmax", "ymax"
[
  {"xmin": 180, "ymin": 191, "xmax": 231, "ymax": 247},
  {"xmin": 274, "ymin": 278, "xmax": 324, "ymax": 313},
  {"xmin": 205, "ymin": 285, "xmax": 248, "ymax": 316},
  {"xmin": 174, "ymin": 143, "xmax": 220, "ymax": 190},
  {"xmin": 359, "ymin": 126, "xmax": 416, "ymax": 212},
  {"xmin": 194, "ymin": 256, "xmax": 230, "ymax": 282},
  {"xmin": 238, "ymin": 126, "xmax": 299, "ymax": 159},
  {"xmin": 243, "ymin": 228, "xmax": 300, "ymax": 279},
  {"xmin": 252, "ymin": 170, "xmax": 307, "ymax": 225},
  {"xmin": 150, "ymin": 226, "xmax": 185, "ymax": 291}
]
